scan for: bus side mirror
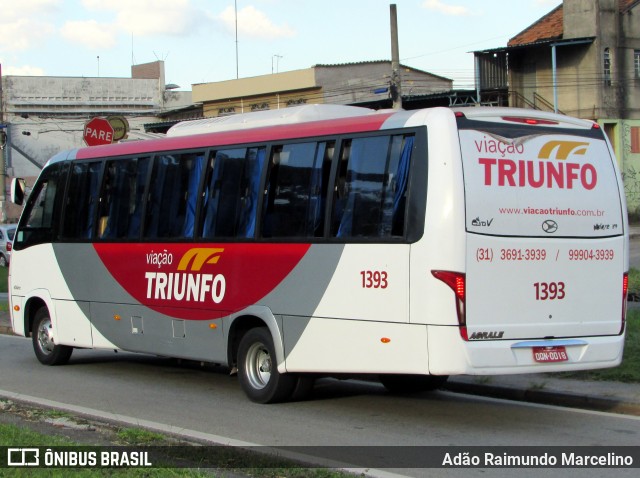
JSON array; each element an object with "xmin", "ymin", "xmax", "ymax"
[{"xmin": 11, "ymin": 178, "xmax": 26, "ymax": 206}]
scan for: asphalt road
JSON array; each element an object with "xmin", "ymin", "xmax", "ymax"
[{"xmin": 1, "ymin": 334, "xmax": 639, "ymax": 477}]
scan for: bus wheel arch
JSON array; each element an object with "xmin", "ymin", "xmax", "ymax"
[
  {"xmin": 227, "ymin": 314, "xmax": 273, "ymax": 370},
  {"xmin": 24, "ymin": 296, "xmax": 48, "ymax": 338},
  {"xmin": 30, "ymin": 303, "xmax": 73, "ymax": 366}
]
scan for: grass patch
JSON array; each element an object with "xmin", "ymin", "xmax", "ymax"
[
  {"xmin": 629, "ymin": 267, "xmax": 640, "ymax": 299},
  {"xmin": 116, "ymin": 427, "xmax": 166, "ymax": 445},
  {"xmin": 554, "ymin": 308, "xmax": 640, "ymax": 383},
  {"xmin": 0, "ymin": 401, "xmax": 353, "ymax": 478},
  {"xmin": 0, "ymin": 266, "xmax": 7, "ymax": 293}
]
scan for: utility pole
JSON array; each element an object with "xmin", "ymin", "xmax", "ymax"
[
  {"xmin": 235, "ymin": 0, "xmax": 239, "ymax": 79},
  {"xmin": 0, "ymin": 63, "xmax": 6, "ymax": 223},
  {"xmin": 272, "ymin": 54, "xmax": 282, "ymax": 74},
  {"xmin": 390, "ymin": 4, "xmax": 402, "ymax": 110}
]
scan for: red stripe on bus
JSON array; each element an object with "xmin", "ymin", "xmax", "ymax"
[
  {"xmin": 94, "ymin": 242, "xmax": 311, "ymax": 320},
  {"xmin": 76, "ymin": 114, "xmax": 393, "ymax": 159}
]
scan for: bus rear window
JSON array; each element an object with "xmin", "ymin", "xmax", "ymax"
[{"xmin": 457, "ymin": 119, "xmax": 624, "ymax": 238}]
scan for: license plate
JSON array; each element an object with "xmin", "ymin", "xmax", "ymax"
[{"xmin": 532, "ymin": 346, "xmax": 568, "ymax": 363}]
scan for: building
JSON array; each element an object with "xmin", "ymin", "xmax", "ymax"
[
  {"xmin": 192, "ymin": 61, "xmax": 453, "ymax": 117},
  {"xmin": 0, "ymin": 61, "xmax": 195, "ymax": 176},
  {"xmin": 0, "ymin": 61, "xmax": 198, "ymax": 221},
  {"xmin": 473, "ymin": 0, "xmax": 640, "ymax": 215}
]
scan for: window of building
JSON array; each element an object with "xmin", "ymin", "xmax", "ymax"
[
  {"xmin": 603, "ymin": 48, "xmax": 612, "ymax": 86},
  {"xmin": 635, "ymin": 50, "xmax": 640, "ymax": 79},
  {"xmin": 631, "ymin": 127, "xmax": 640, "ymax": 154}
]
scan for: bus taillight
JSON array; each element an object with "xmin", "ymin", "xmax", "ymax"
[
  {"xmin": 501, "ymin": 116, "xmax": 559, "ymax": 126},
  {"xmin": 432, "ymin": 270, "xmax": 467, "ymax": 341},
  {"xmin": 621, "ymin": 272, "xmax": 629, "ymax": 335}
]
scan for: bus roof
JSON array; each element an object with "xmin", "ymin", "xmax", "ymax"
[
  {"xmin": 75, "ymin": 105, "xmax": 394, "ymax": 160},
  {"xmin": 167, "ymin": 104, "xmax": 376, "ymax": 137}
]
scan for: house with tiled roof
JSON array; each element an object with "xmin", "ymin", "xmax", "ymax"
[{"xmin": 474, "ymin": 0, "xmax": 640, "ymax": 216}]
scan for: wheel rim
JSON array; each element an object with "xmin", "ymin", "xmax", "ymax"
[
  {"xmin": 244, "ymin": 342, "xmax": 272, "ymax": 390},
  {"xmin": 36, "ymin": 318, "xmax": 55, "ymax": 355}
]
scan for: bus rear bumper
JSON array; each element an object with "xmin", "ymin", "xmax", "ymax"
[{"xmin": 427, "ymin": 324, "xmax": 625, "ymax": 376}]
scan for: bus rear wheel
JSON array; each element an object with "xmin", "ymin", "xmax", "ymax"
[
  {"xmin": 379, "ymin": 374, "xmax": 448, "ymax": 394},
  {"xmin": 32, "ymin": 307, "xmax": 73, "ymax": 366},
  {"xmin": 237, "ymin": 327, "xmax": 296, "ymax": 403}
]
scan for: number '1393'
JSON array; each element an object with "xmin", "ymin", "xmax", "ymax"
[
  {"xmin": 534, "ymin": 281, "xmax": 565, "ymax": 300},
  {"xmin": 360, "ymin": 270, "xmax": 388, "ymax": 289}
]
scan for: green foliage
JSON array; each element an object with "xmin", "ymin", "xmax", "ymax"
[
  {"xmin": 0, "ymin": 266, "xmax": 7, "ymax": 293},
  {"xmin": 557, "ymin": 308, "xmax": 640, "ymax": 383},
  {"xmin": 116, "ymin": 428, "xmax": 165, "ymax": 445},
  {"xmin": 628, "ymin": 267, "xmax": 640, "ymax": 299}
]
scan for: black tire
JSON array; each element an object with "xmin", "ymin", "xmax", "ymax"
[
  {"xmin": 0, "ymin": 255, "xmax": 7, "ymax": 267},
  {"xmin": 32, "ymin": 307, "xmax": 73, "ymax": 366},
  {"xmin": 237, "ymin": 327, "xmax": 296, "ymax": 403},
  {"xmin": 379, "ymin": 374, "xmax": 448, "ymax": 394}
]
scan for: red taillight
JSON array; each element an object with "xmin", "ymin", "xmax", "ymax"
[
  {"xmin": 6, "ymin": 242, "xmax": 11, "ymax": 252},
  {"xmin": 432, "ymin": 270, "xmax": 467, "ymax": 341},
  {"xmin": 621, "ymin": 273, "xmax": 629, "ymax": 335},
  {"xmin": 501, "ymin": 116, "xmax": 558, "ymax": 126}
]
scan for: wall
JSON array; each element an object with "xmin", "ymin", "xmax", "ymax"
[
  {"xmin": 618, "ymin": 120, "xmax": 640, "ymax": 218},
  {"xmin": 193, "ymin": 69, "xmax": 317, "ymax": 104},
  {"xmin": 194, "ymin": 63, "xmax": 453, "ymax": 118},
  {"xmin": 1, "ymin": 73, "xmax": 179, "ymax": 178},
  {"xmin": 620, "ymin": 3, "xmax": 640, "ymax": 118}
]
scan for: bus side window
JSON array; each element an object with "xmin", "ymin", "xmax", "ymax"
[
  {"xmin": 15, "ymin": 162, "xmax": 67, "ymax": 250},
  {"xmin": 61, "ymin": 161, "xmax": 102, "ymax": 240},
  {"xmin": 331, "ymin": 141, "xmax": 351, "ymax": 235},
  {"xmin": 144, "ymin": 152, "xmax": 205, "ymax": 240},
  {"xmin": 390, "ymin": 135, "xmax": 413, "ymax": 237},
  {"xmin": 201, "ymin": 147, "xmax": 266, "ymax": 239},
  {"xmin": 98, "ymin": 157, "xmax": 150, "ymax": 240},
  {"xmin": 331, "ymin": 134, "xmax": 412, "ymax": 239},
  {"xmin": 261, "ymin": 141, "xmax": 333, "ymax": 238}
]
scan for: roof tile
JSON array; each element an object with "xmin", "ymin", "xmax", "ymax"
[
  {"xmin": 508, "ymin": 5, "xmax": 563, "ymax": 47},
  {"xmin": 508, "ymin": 1, "xmax": 640, "ymax": 48}
]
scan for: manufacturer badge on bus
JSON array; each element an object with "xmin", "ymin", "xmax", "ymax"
[{"xmin": 542, "ymin": 220, "xmax": 558, "ymax": 234}]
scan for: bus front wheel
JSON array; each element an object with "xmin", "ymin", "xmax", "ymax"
[
  {"xmin": 32, "ymin": 307, "xmax": 73, "ymax": 366},
  {"xmin": 237, "ymin": 327, "xmax": 296, "ymax": 403}
]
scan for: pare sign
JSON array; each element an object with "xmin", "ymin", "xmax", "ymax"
[{"xmin": 83, "ymin": 117, "xmax": 114, "ymax": 146}]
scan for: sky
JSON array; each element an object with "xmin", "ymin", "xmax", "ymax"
[{"xmin": 0, "ymin": 0, "xmax": 562, "ymax": 90}]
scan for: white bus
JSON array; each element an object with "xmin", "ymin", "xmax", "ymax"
[{"xmin": 9, "ymin": 105, "xmax": 629, "ymax": 403}]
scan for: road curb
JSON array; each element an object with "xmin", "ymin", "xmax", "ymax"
[{"xmin": 444, "ymin": 380, "xmax": 640, "ymax": 416}]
